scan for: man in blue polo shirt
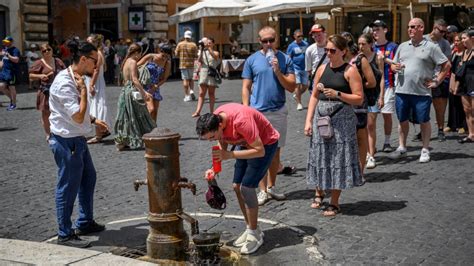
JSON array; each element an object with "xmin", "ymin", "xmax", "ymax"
[
  {"xmin": 287, "ymin": 29, "xmax": 309, "ymax": 111},
  {"xmin": 241, "ymin": 26, "xmax": 295, "ymax": 207},
  {"xmin": 0, "ymin": 36, "xmax": 20, "ymax": 110}
]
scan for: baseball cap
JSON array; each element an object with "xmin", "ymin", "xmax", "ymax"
[
  {"xmin": 370, "ymin": 20, "xmax": 387, "ymax": 28},
  {"xmin": 2, "ymin": 36, "xmax": 13, "ymax": 44},
  {"xmin": 184, "ymin": 30, "xmax": 192, "ymax": 39},
  {"xmin": 310, "ymin": 24, "xmax": 325, "ymax": 34},
  {"xmin": 447, "ymin": 25, "xmax": 458, "ymax": 33}
]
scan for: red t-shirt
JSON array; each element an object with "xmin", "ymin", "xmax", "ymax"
[{"xmin": 214, "ymin": 103, "xmax": 279, "ymax": 146}]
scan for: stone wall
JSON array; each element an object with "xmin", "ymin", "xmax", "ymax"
[{"xmin": 22, "ymin": 0, "xmax": 49, "ymax": 49}]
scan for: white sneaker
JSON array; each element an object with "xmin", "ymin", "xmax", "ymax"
[
  {"xmin": 388, "ymin": 147, "xmax": 407, "ymax": 159},
  {"xmin": 240, "ymin": 232, "xmax": 263, "ymax": 255},
  {"xmin": 296, "ymin": 103, "xmax": 303, "ymax": 111},
  {"xmin": 292, "ymin": 93, "xmax": 297, "ymax": 102},
  {"xmin": 234, "ymin": 227, "xmax": 264, "ymax": 247},
  {"xmin": 267, "ymin": 187, "xmax": 286, "ymax": 200},
  {"xmin": 183, "ymin": 95, "xmax": 191, "ymax": 102},
  {"xmin": 419, "ymin": 148, "xmax": 430, "ymax": 163},
  {"xmin": 366, "ymin": 156, "xmax": 376, "ymax": 169},
  {"xmin": 190, "ymin": 90, "xmax": 196, "ymax": 100},
  {"xmin": 257, "ymin": 191, "xmax": 269, "ymax": 205}
]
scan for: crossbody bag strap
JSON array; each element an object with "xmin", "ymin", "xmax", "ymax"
[{"xmin": 311, "ymin": 52, "xmax": 327, "ymax": 81}]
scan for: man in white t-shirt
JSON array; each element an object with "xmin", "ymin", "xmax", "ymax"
[{"xmin": 305, "ymin": 24, "xmax": 329, "ymax": 91}]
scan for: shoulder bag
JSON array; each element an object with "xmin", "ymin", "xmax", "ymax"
[
  {"xmin": 204, "ymin": 50, "xmax": 222, "ymax": 84},
  {"xmin": 316, "ymin": 102, "xmax": 344, "ymax": 140}
]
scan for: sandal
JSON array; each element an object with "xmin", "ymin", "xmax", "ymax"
[
  {"xmin": 192, "ymin": 112, "xmax": 200, "ymax": 118},
  {"xmin": 310, "ymin": 195, "xmax": 325, "ymax": 209},
  {"xmin": 87, "ymin": 137, "xmax": 102, "ymax": 144},
  {"xmin": 100, "ymin": 131, "xmax": 111, "ymax": 140},
  {"xmin": 458, "ymin": 137, "xmax": 474, "ymax": 144},
  {"xmin": 323, "ymin": 204, "xmax": 340, "ymax": 217},
  {"xmin": 278, "ymin": 166, "xmax": 297, "ymax": 175}
]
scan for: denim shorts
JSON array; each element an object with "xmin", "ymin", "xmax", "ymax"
[
  {"xmin": 180, "ymin": 68, "xmax": 193, "ymax": 80},
  {"xmin": 233, "ymin": 141, "xmax": 278, "ymax": 188},
  {"xmin": 295, "ymin": 69, "xmax": 309, "ymax": 86},
  {"xmin": 395, "ymin": 93, "xmax": 432, "ymax": 123}
]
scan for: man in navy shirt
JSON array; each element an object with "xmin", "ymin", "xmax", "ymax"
[
  {"xmin": 287, "ymin": 29, "xmax": 309, "ymax": 111},
  {"xmin": 0, "ymin": 36, "xmax": 20, "ymax": 110}
]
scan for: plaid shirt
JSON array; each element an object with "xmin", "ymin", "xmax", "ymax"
[{"xmin": 175, "ymin": 40, "xmax": 198, "ymax": 69}]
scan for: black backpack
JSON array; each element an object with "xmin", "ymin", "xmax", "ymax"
[{"xmin": 355, "ymin": 54, "xmax": 382, "ymax": 106}]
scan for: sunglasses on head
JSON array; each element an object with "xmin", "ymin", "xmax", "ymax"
[
  {"xmin": 324, "ymin": 48, "xmax": 337, "ymax": 54},
  {"xmin": 42, "ymin": 48, "xmax": 51, "ymax": 53},
  {"xmin": 261, "ymin": 38, "xmax": 275, "ymax": 44}
]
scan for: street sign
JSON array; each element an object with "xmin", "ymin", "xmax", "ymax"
[{"xmin": 129, "ymin": 7, "xmax": 145, "ymax": 31}]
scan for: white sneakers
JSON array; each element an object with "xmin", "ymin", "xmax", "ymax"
[
  {"xmin": 419, "ymin": 148, "xmax": 430, "ymax": 163},
  {"xmin": 183, "ymin": 95, "xmax": 192, "ymax": 102},
  {"xmin": 257, "ymin": 191, "xmax": 269, "ymax": 205},
  {"xmin": 258, "ymin": 187, "xmax": 286, "ymax": 205},
  {"xmin": 296, "ymin": 103, "xmax": 303, "ymax": 111},
  {"xmin": 235, "ymin": 228, "xmax": 264, "ymax": 255},
  {"xmin": 366, "ymin": 156, "xmax": 376, "ymax": 169},
  {"xmin": 234, "ymin": 227, "xmax": 264, "ymax": 247},
  {"xmin": 267, "ymin": 187, "xmax": 286, "ymax": 200}
]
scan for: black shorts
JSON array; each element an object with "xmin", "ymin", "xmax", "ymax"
[
  {"xmin": 432, "ymin": 80, "xmax": 449, "ymax": 98},
  {"xmin": 355, "ymin": 112, "xmax": 368, "ymax": 129},
  {"xmin": 0, "ymin": 75, "xmax": 16, "ymax": 86}
]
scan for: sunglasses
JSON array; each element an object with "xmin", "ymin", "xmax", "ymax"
[
  {"xmin": 296, "ymin": 35, "xmax": 304, "ymax": 38},
  {"xmin": 41, "ymin": 48, "xmax": 51, "ymax": 53},
  {"xmin": 324, "ymin": 48, "xmax": 337, "ymax": 54},
  {"xmin": 85, "ymin": 55, "xmax": 98, "ymax": 64},
  {"xmin": 436, "ymin": 27, "xmax": 447, "ymax": 34},
  {"xmin": 407, "ymin": 25, "xmax": 419, "ymax": 29},
  {"xmin": 261, "ymin": 38, "xmax": 275, "ymax": 44}
]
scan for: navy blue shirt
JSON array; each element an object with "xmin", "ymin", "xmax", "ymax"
[{"xmin": 1, "ymin": 46, "xmax": 20, "ymax": 80}]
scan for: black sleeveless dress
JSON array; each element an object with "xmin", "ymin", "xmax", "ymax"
[{"xmin": 306, "ymin": 64, "xmax": 364, "ymax": 190}]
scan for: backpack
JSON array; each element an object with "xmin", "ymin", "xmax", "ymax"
[{"xmin": 355, "ymin": 54, "xmax": 382, "ymax": 106}]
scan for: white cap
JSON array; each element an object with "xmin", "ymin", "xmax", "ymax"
[{"xmin": 184, "ymin": 31, "xmax": 192, "ymax": 39}]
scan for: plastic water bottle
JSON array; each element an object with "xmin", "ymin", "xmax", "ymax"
[
  {"xmin": 265, "ymin": 48, "xmax": 275, "ymax": 67},
  {"xmin": 212, "ymin": 145, "xmax": 222, "ymax": 174}
]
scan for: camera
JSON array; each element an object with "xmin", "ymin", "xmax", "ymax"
[{"xmin": 198, "ymin": 40, "xmax": 205, "ymax": 49}]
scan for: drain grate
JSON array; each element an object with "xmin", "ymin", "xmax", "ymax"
[{"xmin": 111, "ymin": 245, "xmax": 147, "ymax": 259}]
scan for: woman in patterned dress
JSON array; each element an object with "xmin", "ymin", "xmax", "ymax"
[
  {"xmin": 304, "ymin": 35, "xmax": 364, "ymax": 217},
  {"xmin": 137, "ymin": 43, "xmax": 172, "ymax": 123}
]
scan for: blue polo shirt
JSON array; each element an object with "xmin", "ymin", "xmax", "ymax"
[
  {"xmin": 242, "ymin": 50, "xmax": 294, "ymax": 112},
  {"xmin": 287, "ymin": 40, "xmax": 308, "ymax": 71}
]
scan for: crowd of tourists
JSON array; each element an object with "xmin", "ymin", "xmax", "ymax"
[{"xmin": 0, "ymin": 16, "xmax": 472, "ymax": 256}]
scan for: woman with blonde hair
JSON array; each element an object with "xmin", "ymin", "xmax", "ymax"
[
  {"xmin": 114, "ymin": 43, "xmax": 155, "ymax": 150},
  {"xmin": 29, "ymin": 43, "xmax": 66, "ymax": 139},
  {"xmin": 86, "ymin": 33, "xmax": 111, "ymax": 143}
]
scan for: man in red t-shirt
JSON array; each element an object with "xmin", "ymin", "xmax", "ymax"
[{"xmin": 196, "ymin": 103, "xmax": 279, "ymax": 255}]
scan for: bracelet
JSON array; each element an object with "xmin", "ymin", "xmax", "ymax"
[{"xmin": 90, "ymin": 116, "xmax": 96, "ymax": 124}]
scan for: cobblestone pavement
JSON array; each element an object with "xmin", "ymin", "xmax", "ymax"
[{"xmin": 1, "ymin": 79, "xmax": 473, "ymax": 264}]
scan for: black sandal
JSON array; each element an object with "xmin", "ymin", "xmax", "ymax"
[
  {"xmin": 323, "ymin": 204, "xmax": 340, "ymax": 217},
  {"xmin": 278, "ymin": 166, "xmax": 297, "ymax": 175},
  {"xmin": 458, "ymin": 137, "xmax": 474, "ymax": 144},
  {"xmin": 311, "ymin": 195, "xmax": 325, "ymax": 209}
]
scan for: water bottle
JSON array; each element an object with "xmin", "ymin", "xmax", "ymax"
[
  {"xmin": 265, "ymin": 48, "xmax": 275, "ymax": 67},
  {"xmin": 212, "ymin": 145, "xmax": 222, "ymax": 174}
]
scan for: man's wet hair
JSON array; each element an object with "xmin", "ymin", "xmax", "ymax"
[{"xmin": 196, "ymin": 113, "xmax": 221, "ymax": 136}]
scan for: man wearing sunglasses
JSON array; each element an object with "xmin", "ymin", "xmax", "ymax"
[
  {"xmin": 0, "ymin": 36, "xmax": 20, "ymax": 111},
  {"xmin": 287, "ymin": 29, "xmax": 309, "ymax": 111},
  {"xmin": 389, "ymin": 18, "xmax": 450, "ymax": 163},
  {"xmin": 242, "ymin": 26, "xmax": 295, "ymax": 209},
  {"xmin": 424, "ymin": 19, "xmax": 452, "ymax": 142}
]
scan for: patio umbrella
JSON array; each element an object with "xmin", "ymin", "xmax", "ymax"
[{"xmin": 168, "ymin": 0, "xmax": 257, "ymax": 25}]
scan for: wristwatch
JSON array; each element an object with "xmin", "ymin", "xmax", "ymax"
[{"xmin": 336, "ymin": 91, "xmax": 341, "ymax": 99}]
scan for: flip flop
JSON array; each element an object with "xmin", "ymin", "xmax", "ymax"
[
  {"xmin": 192, "ymin": 112, "xmax": 200, "ymax": 118},
  {"xmin": 100, "ymin": 131, "xmax": 111, "ymax": 140},
  {"xmin": 278, "ymin": 166, "xmax": 297, "ymax": 175}
]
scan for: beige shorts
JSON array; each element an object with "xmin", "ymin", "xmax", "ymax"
[{"xmin": 262, "ymin": 105, "xmax": 288, "ymax": 147}]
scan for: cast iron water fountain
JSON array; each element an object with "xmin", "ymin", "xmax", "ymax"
[{"xmin": 133, "ymin": 128, "xmax": 239, "ymax": 264}]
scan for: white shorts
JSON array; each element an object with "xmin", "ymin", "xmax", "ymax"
[
  {"xmin": 262, "ymin": 105, "xmax": 288, "ymax": 148},
  {"xmin": 381, "ymin": 87, "xmax": 396, "ymax": 114}
]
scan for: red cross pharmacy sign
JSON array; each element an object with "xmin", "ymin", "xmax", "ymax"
[{"xmin": 128, "ymin": 7, "xmax": 145, "ymax": 31}]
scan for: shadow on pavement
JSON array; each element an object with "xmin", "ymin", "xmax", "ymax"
[
  {"xmin": 252, "ymin": 226, "xmax": 311, "ymax": 255},
  {"xmin": 341, "ymin": 200, "xmax": 408, "ymax": 216},
  {"xmin": 89, "ymin": 223, "xmax": 148, "ymax": 249},
  {"xmin": 285, "ymin": 189, "xmax": 315, "ymax": 201},
  {"xmin": 364, "ymin": 171, "xmax": 416, "ymax": 183},
  {"xmin": 17, "ymin": 106, "xmax": 36, "ymax": 110},
  {"xmin": 430, "ymin": 151, "xmax": 474, "ymax": 161},
  {"xmin": 0, "ymin": 127, "xmax": 18, "ymax": 132}
]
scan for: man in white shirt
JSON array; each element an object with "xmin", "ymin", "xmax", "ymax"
[
  {"xmin": 305, "ymin": 24, "xmax": 329, "ymax": 91},
  {"xmin": 49, "ymin": 40, "xmax": 108, "ymax": 248}
]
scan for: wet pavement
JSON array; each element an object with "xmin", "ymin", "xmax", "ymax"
[{"xmin": 1, "ymin": 79, "xmax": 473, "ymax": 264}]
